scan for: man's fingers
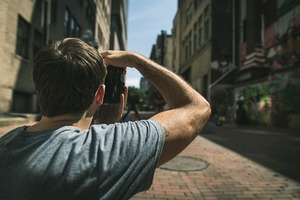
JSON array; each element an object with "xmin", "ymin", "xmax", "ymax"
[{"xmin": 99, "ymin": 51, "xmax": 110, "ymax": 58}]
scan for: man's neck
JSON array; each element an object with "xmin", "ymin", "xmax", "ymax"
[{"xmin": 26, "ymin": 113, "xmax": 93, "ymax": 132}]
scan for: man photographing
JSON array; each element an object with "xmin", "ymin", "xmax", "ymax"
[{"xmin": 0, "ymin": 38, "xmax": 210, "ymax": 200}]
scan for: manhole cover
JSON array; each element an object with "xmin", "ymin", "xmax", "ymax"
[{"xmin": 160, "ymin": 156, "xmax": 208, "ymax": 171}]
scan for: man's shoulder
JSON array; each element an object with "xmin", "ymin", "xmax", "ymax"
[
  {"xmin": 91, "ymin": 120, "xmax": 163, "ymax": 133},
  {"xmin": 90, "ymin": 120, "xmax": 164, "ymax": 142}
]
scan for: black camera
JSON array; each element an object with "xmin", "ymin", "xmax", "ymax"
[{"xmin": 103, "ymin": 66, "xmax": 125, "ymax": 104}]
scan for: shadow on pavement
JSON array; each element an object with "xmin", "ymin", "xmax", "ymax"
[{"xmin": 201, "ymin": 122, "xmax": 300, "ymax": 183}]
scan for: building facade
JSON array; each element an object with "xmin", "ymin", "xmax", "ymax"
[
  {"xmin": 173, "ymin": 0, "xmax": 300, "ymax": 129},
  {"xmin": 0, "ymin": 0, "xmax": 118, "ymax": 114},
  {"xmin": 236, "ymin": 0, "xmax": 300, "ymax": 129},
  {"xmin": 95, "ymin": 0, "xmax": 112, "ymax": 51},
  {"xmin": 147, "ymin": 30, "xmax": 173, "ymax": 112},
  {"xmin": 173, "ymin": 0, "xmax": 236, "ymax": 120},
  {"xmin": 110, "ymin": 0, "xmax": 128, "ymax": 50},
  {"xmin": 150, "ymin": 30, "xmax": 173, "ymax": 70}
]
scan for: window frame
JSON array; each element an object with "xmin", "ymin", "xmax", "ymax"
[{"xmin": 16, "ymin": 15, "xmax": 30, "ymax": 59}]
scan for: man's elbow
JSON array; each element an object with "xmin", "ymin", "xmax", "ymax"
[
  {"xmin": 203, "ymin": 101, "xmax": 211, "ymax": 121},
  {"xmin": 195, "ymin": 100, "xmax": 211, "ymax": 132}
]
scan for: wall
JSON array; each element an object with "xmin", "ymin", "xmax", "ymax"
[
  {"xmin": 0, "ymin": 0, "xmax": 36, "ymax": 113},
  {"xmin": 235, "ymin": 68, "xmax": 300, "ymax": 129}
]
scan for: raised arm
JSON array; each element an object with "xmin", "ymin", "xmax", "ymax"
[{"xmin": 101, "ymin": 51, "xmax": 211, "ymax": 166}]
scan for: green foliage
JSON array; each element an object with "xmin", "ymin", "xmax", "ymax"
[{"xmin": 127, "ymin": 86, "xmax": 150, "ymax": 110}]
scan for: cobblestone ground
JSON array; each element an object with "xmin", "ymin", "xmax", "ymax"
[{"xmin": 131, "ymin": 136, "xmax": 300, "ymax": 200}]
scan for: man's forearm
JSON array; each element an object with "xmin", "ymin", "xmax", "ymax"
[{"xmin": 100, "ymin": 50, "xmax": 211, "ymax": 166}]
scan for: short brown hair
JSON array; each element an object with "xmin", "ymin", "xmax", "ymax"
[{"xmin": 33, "ymin": 38, "xmax": 106, "ymax": 117}]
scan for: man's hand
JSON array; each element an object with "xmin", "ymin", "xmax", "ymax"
[{"xmin": 93, "ymin": 86, "xmax": 128, "ymax": 124}]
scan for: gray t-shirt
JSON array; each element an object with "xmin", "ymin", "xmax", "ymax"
[{"xmin": 0, "ymin": 120, "xmax": 164, "ymax": 200}]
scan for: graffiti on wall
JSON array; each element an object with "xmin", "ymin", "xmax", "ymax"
[
  {"xmin": 237, "ymin": 68, "xmax": 300, "ymax": 125},
  {"xmin": 271, "ymin": 68, "xmax": 300, "ymax": 113},
  {"xmin": 237, "ymin": 82, "xmax": 272, "ymax": 125},
  {"xmin": 264, "ymin": 25, "xmax": 300, "ymax": 70}
]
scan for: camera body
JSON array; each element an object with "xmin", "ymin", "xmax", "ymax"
[{"xmin": 103, "ymin": 65, "xmax": 125, "ymax": 104}]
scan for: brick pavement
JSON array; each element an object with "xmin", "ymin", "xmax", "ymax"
[{"xmin": 131, "ymin": 136, "xmax": 300, "ymax": 200}]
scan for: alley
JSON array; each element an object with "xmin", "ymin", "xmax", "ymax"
[
  {"xmin": 201, "ymin": 123, "xmax": 300, "ymax": 183},
  {"xmin": 131, "ymin": 122, "xmax": 300, "ymax": 199}
]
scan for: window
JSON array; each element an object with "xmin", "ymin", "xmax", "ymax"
[
  {"xmin": 182, "ymin": 68, "xmax": 191, "ymax": 83},
  {"xmin": 79, "ymin": 0, "xmax": 83, "ymax": 7},
  {"xmin": 51, "ymin": 0, "xmax": 57, "ymax": 24},
  {"xmin": 64, "ymin": 8, "xmax": 71, "ymax": 36},
  {"xmin": 203, "ymin": 4, "xmax": 210, "ymax": 41},
  {"xmin": 204, "ymin": 5, "xmax": 209, "ymax": 17},
  {"xmin": 198, "ymin": 15, "xmax": 203, "ymax": 47},
  {"xmin": 195, "ymin": 0, "xmax": 203, "ymax": 9},
  {"xmin": 193, "ymin": 22, "xmax": 198, "ymax": 51},
  {"xmin": 70, "ymin": 17, "xmax": 76, "ymax": 36},
  {"xmin": 188, "ymin": 31, "xmax": 192, "ymax": 56},
  {"xmin": 64, "ymin": 8, "xmax": 81, "ymax": 37},
  {"xmin": 202, "ymin": 74, "xmax": 208, "ymax": 98},
  {"xmin": 12, "ymin": 91, "xmax": 32, "ymax": 113},
  {"xmin": 173, "ymin": 25, "xmax": 177, "ymax": 38},
  {"xmin": 198, "ymin": 15, "xmax": 203, "ymax": 25},
  {"xmin": 173, "ymin": 47, "xmax": 176, "ymax": 64},
  {"xmin": 16, "ymin": 15, "xmax": 30, "ymax": 59},
  {"xmin": 243, "ymin": 19, "xmax": 247, "ymax": 42},
  {"xmin": 204, "ymin": 19, "xmax": 209, "ymax": 40},
  {"xmin": 85, "ymin": 0, "xmax": 96, "ymax": 30},
  {"xmin": 198, "ymin": 28, "xmax": 203, "ymax": 47},
  {"xmin": 184, "ymin": 40, "xmax": 188, "ymax": 60},
  {"xmin": 194, "ymin": 34, "xmax": 197, "ymax": 52},
  {"xmin": 33, "ymin": 30, "xmax": 43, "ymax": 57},
  {"xmin": 36, "ymin": 0, "xmax": 43, "ymax": 10},
  {"xmin": 76, "ymin": 24, "xmax": 81, "ymax": 37},
  {"xmin": 186, "ymin": 3, "xmax": 194, "ymax": 24}
]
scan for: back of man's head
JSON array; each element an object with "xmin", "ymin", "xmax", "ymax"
[{"xmin": 33, "ymin": 38, "xmax": 107, "ymax": 117}]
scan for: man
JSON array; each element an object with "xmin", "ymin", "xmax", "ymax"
[{"xmin": 0, "ymin": 38, "xmax": 210, "ymax": 200}]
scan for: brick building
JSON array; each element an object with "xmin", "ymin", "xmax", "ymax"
[{"xmin": 0, "ymin": 0, "xmax": 114, "ymax": 114}]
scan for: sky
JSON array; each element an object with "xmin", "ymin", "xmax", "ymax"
[{"xmin": 125, "ymin": 0, "xmax": 177, "ymax": 88}]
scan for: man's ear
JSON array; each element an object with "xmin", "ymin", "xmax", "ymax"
[{"xmin": 95, "ymin": 84, "xmax": 105, "ymax": 105}]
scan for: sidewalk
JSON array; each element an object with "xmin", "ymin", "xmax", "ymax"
[{"xmin": 131, "ymin": 124, "xmax": 300, "ymax": 199}]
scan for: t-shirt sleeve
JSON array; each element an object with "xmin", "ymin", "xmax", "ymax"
[{"xmin": 90, "ymin": 119, "xmax": 165, "ymax": 199}]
